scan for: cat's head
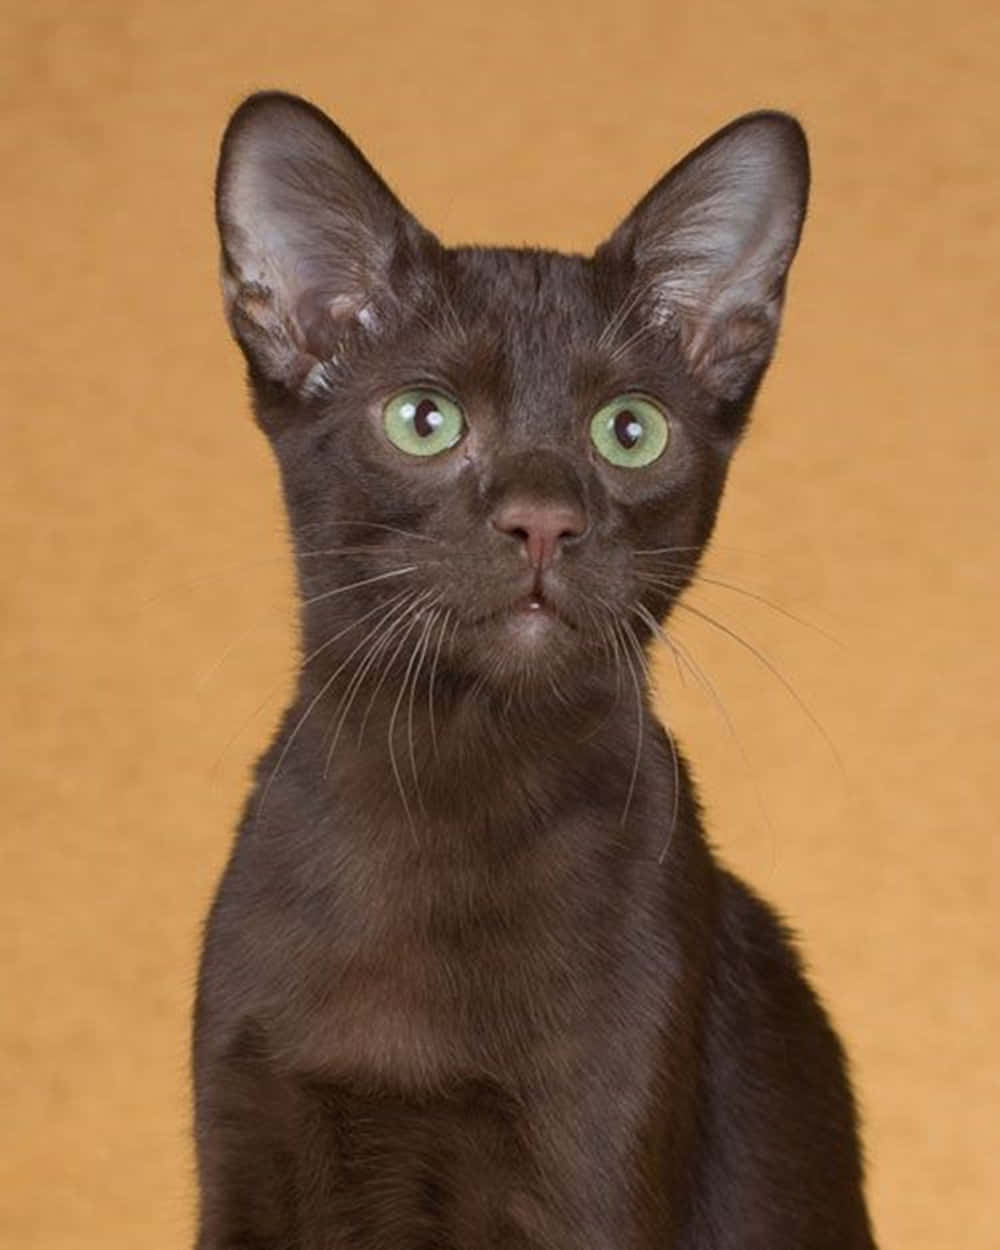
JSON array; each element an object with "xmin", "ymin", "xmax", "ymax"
[{"xmin": 215, "ymin": 93, "xmax": 807, "ymax": 702}]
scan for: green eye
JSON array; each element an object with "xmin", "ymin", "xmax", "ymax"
[
  {"xmin": 590, "ymin": 395, "xmax": 669, "ymax": 468},
  {"xmin": 383, "ymin": 390, "xmax": 465, "ymax": 457}
]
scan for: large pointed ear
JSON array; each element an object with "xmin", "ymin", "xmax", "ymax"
[
  {"xmin": 596, "ymin": 112, "xmax": 809, "ymax": 404},
  {"xmin": 215, "ymin": 92, "xmax": 434, "ymax": 394}
]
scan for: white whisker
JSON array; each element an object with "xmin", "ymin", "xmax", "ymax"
[
  {"xmin": 427, "ymin": 608, "xmax": 451, "ymax": 762},
  {"xmin": 323, "ymin": 590, "xmax": 434, "ymax": 772},
  {"xmin": 615, "ymin": 618, "xmax": 647, "ymax": 830},
  {"xmin": 300, "ymin": 565, "xmax": 417, "ymax": 609},
  {"xmin": 252, "ymin": 588, "xmax": 422, "ymax": 826}
]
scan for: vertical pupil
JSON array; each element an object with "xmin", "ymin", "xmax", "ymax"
[
  {"xmin": 413, "ymin": 397, "xmax": 444, "ymax": 438},
  {"xmin": 613, "ymin": 409, "xmax": 643, "ymax": 449}
]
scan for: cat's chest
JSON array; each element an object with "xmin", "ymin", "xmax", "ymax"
[{"xmin": 266, "ymin": 838, "xmax": 594, "ymax": 1090}]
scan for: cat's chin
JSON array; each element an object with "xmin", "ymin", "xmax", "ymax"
[{"xmin": 456, "ymin": 597, "xmax": 592, "ymax": 691}]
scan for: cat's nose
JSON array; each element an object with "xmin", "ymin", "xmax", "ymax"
[{"xmin": 491, "ymin": 497, "xmax": 586, "ymax": 570}]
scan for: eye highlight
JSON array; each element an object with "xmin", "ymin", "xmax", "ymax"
[
  {"xmin": 383, "ymin": 390, "xmax": 465, "ymax": 457},
  {"xmin": 590, "ymin": 395, "xmax": 669, "ymax": 468}
]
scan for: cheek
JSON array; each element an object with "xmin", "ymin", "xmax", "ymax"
[{"xmin": 615, "ymin": 438, "xmax": 728, "ymax": 548}]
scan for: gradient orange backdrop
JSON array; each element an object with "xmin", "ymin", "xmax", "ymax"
[{"xmin": 3, "ymin": 3, "xmax": 997, "ymax": 1247}]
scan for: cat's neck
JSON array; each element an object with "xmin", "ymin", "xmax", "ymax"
[{"xmin": 282, "ymin": 663, "xmax": 662, "ymax": 845}]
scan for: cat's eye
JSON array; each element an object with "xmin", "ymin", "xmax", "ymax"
[
  {"xmin": 382, "ymin": 390, "xmax": 465, "ymax": 457},
  {"xmin": 590, "ymin": 395, "xmax": 669, "ymax": 468}
]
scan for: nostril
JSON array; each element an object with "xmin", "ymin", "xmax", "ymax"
[{"xmin": 491, "ymin": 498, "xmax": 587, "ymax": 568}]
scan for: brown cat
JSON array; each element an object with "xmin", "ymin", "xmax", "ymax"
[{"xmin": 192, "ymin": 91, "xmax": 877, "ymax": 1249}]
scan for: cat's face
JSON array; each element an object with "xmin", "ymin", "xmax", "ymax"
[{"xmin": 215, "ymin": 95, "xmax": 807, "ymax": 700}]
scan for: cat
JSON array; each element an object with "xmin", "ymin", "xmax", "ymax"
[{"xmin": 193, "ymin": 91, "xmax": 877, "ymax": 1249}]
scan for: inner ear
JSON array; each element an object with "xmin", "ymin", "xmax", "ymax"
[
  {"xmin": 215, "ymin": 91, "xmax": 437, "ymax": 393},
  {"xmin": 596, "ymin": 112, "xmax": 809, "ymax": 404}
]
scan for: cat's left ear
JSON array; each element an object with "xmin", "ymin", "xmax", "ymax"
[
  {"xmin": 596, "ymin": 112, "xmax": 809, "ymax": 405},
  {"xmin": 215, "ymin": 92, "xmax": 435, "ymax": 395}
]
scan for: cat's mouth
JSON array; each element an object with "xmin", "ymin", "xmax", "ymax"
[
  {"xmin": 469, "ymin": 589, "xmax": 577, "ymax": 636},
  {"xmin": 518, "ymin": 591, "xmax": 556, "ymax": 615},
  {"xmin": 515, "ymin": 593, "xmax": 572, "ymax": 625}
]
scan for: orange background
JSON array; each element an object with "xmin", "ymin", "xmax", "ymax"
[{"xmin": 3, "ymin": 3, "xmax": 997, "ymax": 1246}]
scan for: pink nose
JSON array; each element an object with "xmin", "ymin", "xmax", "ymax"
[{"xmin": 491, "ymin": 497, "xmax": 586, "ymax": 569}]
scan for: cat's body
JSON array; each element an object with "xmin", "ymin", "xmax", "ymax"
[{"xmin": 193, "ymin": 94, "xmax": 877, "ymax": 1248}]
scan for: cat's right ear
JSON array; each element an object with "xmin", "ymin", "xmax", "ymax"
[
  {"xmin": 215, "ymin": 92, "xmax": 433, "ymax": 394},
  {"xmin": 596, "ymin": 112, "xmax": 809, "ymax": 408}
]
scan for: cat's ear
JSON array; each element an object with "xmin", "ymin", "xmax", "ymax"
[
  {"xmin": 597, "ymin": 112, "xmax": 809, "ymax": 404},
  {"xmin": 215, "ymin": 92, "xmax": 434, "ymax": 393}
]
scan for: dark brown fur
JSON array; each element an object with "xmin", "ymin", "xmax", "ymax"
[{"xmin": 193, "ymin": 92, "xmax": 877, "ymax": 1248}]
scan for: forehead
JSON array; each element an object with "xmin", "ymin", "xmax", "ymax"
[
  {"xmin": 451, "ymin": 246, "xmax": 600, "ymax": 350},
  {"xmin": 425, "ymin": 247, "xmax": 616, "ymax": 422},
  {"xmin": 447, "ymin": 245, "xmax": 597, "ymax": 314}
]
